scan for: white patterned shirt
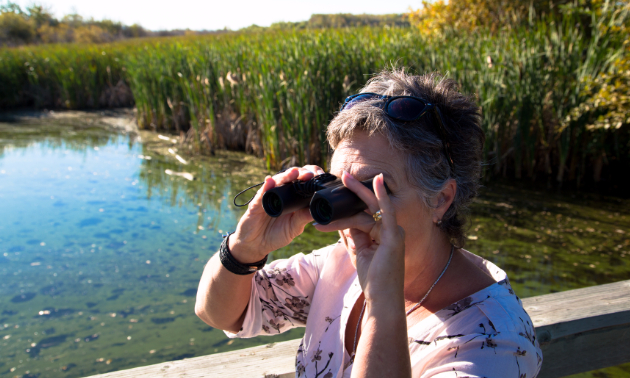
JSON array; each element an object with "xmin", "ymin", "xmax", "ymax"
[{"xmin": 225, "ymin": 242, "xmax": 543, "ymax": 378}]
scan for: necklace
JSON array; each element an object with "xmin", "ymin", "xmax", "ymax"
[{"xmin": 349, "ymin": 244, "xmax": 455, "ymax": 364}]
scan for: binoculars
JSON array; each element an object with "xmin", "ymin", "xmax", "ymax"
[{"xmin": 262, "ymin": 173, "xmax": 389, "ymax": 225}]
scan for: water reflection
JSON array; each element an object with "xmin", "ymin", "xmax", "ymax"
[
  {"xmin": 0, "ymin": 116, "xmax": 133, "ymax": 158},
  {"xmin": 0, "ymin": 119, "xmax": 628, "ymax": 378},
  {"xmin": 0, "ymin": 122, "xmax": 308, "ymax": 378}
]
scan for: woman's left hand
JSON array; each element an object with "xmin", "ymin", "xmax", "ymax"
[{"xmin": 314, "ymin": 171, "xmax": 406, "ymax": 304}]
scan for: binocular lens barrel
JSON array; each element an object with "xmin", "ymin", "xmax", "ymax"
[
  {"xmin": 261, "ymin": 182, "xmax": 314, "ymax": 217},
  {"xmin": 310, "ymin": 180, "xmax": 377, "ymax": 225},
  {"xmin": 311, "ymin": 197, "xmax": 334, "ymax": 224},
  {"xmin": 262, "ymin": 192, "xmax": 283, "ymax": 217},
  {"xmin": 261, "ymin": 174, "xmax": 387, "ymax": 225}
]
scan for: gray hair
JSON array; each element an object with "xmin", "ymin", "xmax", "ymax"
[{"xmin": 327, "ymin": 69, "xmax": 484, "ymax": 247}]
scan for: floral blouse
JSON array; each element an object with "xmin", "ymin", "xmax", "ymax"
[{"xmin": 225, "ymin": 242, "xmax": 543, "ymax": 378}]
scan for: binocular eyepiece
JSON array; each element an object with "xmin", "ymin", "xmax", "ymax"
[{"xmin": 262, "ymin": 173, "xmax": 388, "ymax": 225}]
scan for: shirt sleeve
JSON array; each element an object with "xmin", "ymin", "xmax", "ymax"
[
  {"xmin": 417, "ymin": 330, "xmax": 542, "ymax": 378},
  {"xmin": 224, "ymin": 243, "xmax": 335, "ymax": 339}
]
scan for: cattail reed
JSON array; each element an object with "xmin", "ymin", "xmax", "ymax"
[{"xmin": 0, "ymin": 14, "xmax": 626, "ymax": 186}]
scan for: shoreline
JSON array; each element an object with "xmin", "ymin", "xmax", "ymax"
[
  {"xmin": 1, "ymin": 107, "xmax": 627, "ymax": 199},
  {"xmin": 0, "ymin": 108, "xmax": 139, "ymax": 135}
]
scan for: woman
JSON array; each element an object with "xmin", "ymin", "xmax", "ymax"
[{"xmin": 195, "ymin": 69, "xmax": 542, "ymax": 377}]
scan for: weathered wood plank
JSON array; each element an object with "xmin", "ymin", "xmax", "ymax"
[
  {"xmin": 84, "ymin": 339, "xmax": 301, "ymax": 378},
  {"xmin": 523, "ymin": 280, "xmax": 630, "ymax": 336},
  {"xmin": 84, "ymin": 280, "xmax": 630, "ymax": 378},
  {"xmin": 522, "ymin": 279, "xmax": 630, "ymax": 378},
  {"xmin": 535, "ymin": 322, "xmax": 630, "ymax": 378}
]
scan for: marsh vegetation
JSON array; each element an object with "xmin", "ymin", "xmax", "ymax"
[{"xmin": 1, "ymin": 2, "xmax": 629, "ymax": 190}]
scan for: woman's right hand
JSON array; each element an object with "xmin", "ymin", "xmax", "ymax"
[{"xmin": 227, "ymin": 165, "xmax": 325, "ymax": 263}]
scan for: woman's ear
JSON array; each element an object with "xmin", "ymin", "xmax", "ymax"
[{"xmin": 433, "ymin": 179, "xmax": 457, "ymax": 222}]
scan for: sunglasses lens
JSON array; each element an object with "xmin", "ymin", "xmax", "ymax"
[
  {"xmin": 343, "ymin": 94, "xmax": 380, "ymax": 110},
  {"xmin": 387, "ymin": 98, "xmax": 427, "ymax": 121}
]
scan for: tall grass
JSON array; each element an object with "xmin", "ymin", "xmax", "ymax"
[
  {"xmin": 0, "ymin": 43, "xmax": 131, "ymax": 108},
  {"xmin": 0, "ymin": 16, "xmax": 627, "ymax": 186}
]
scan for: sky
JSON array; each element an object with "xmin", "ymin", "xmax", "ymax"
[{"xmin": 11, "ymin": 0, "xmax": 421, "ymax": 31}]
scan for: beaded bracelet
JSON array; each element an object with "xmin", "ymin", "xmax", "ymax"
[{"xmin": 219, "ymin": 233, "xmax": 267, "ymax": 275}]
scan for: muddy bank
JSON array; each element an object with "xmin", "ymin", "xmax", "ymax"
[{"xmin": 0, "ymin": 108, "xmax": 139, "ymax": 135}]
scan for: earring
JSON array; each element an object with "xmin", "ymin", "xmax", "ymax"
[{"xmin": 435, "ymin": 219, "xmax": 443, "ymax": 227}]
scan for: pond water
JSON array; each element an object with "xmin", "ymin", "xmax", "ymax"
[{"xmin": 0, "ymin": 118, "xmax": 628, "ymax": 378}]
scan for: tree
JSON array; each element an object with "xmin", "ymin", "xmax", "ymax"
[
  {"xmin": 570, "ymin": 1, "xmax": 630, "ymax": 130},
  {"xmin": 407, "ymin": 0, "xmax": 573, "ymax": 35},
  {"xmin": 74, "ymin": 24, "xmax": 114, "ymax": 44},
  {"xmin": 0, "ymin": 11, "xmax": 34, "ymax": 44},
  {"xmin": 0, "ymin": 1, "xmax": 153, "ymax": 46},
  {"xmin": 0, "ymin": 1, "xmax": 22, "ymax": 14},
  {"xmin": 25, "ymin": 4, "xmax": 55, "ymax": 28},
  {"xmin": 122, "ymin": 24, "xmax": 148, "ymax": 38}
]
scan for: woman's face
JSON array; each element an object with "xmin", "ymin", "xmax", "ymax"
[{"xmin": 329, "ymin": 131, "xmax": 435, "ymax": 266}]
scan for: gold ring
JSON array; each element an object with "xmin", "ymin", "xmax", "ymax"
[{"xmin": 373, "ymin": 210, "xmax": 382, "ymax": 222}]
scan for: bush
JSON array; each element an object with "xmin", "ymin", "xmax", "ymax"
[
  {"xmin": 74, "ymin": 25, "xmax": 115, "ymax": 44},
  {"xmin": 569, "ymin": 1, "xmax": 630, "ymax": 131},
  {"xmin": 0, "ymin": 2, "xmax": 149, "ymax": 46},
  {"xmin": 37, "ymin": 23, "xmax": 73, "ymax": 44},
  {"xmin": 0, "ymin": 11, "xmax": 34, "ymax": 44},
  {"xmin": 408, "ymin": 0, "xmax": 574, "ymax": 35}
]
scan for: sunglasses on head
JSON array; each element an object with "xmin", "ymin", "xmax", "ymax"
[{"xmin": 340, "ymin": 92, "xmax": 455, "ymax": 172}]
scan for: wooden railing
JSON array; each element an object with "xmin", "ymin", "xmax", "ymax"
[{"xmin": 85, "ymin": 279, "xmax": 630, "ymax": 378}]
